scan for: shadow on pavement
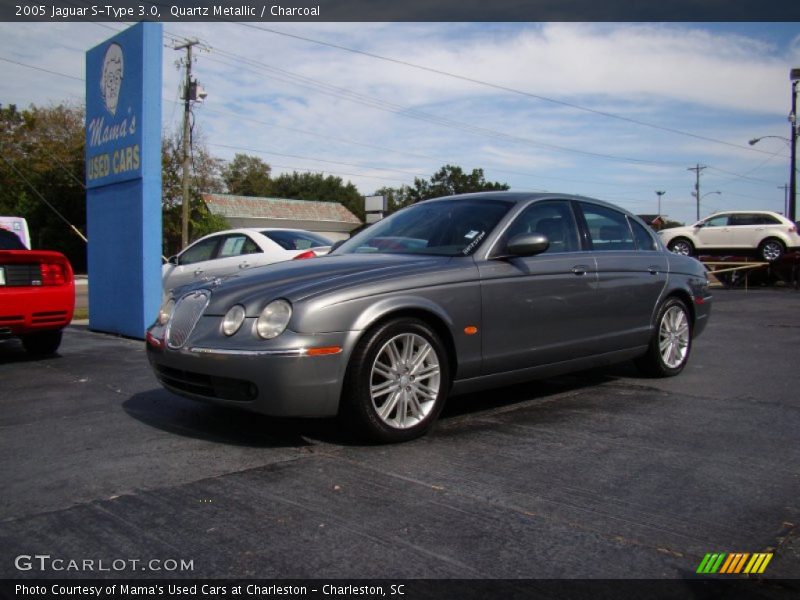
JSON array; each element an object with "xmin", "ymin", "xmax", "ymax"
[{"xmin": 121, "ymin": 389, "xmax": 342, "ymax": 449}]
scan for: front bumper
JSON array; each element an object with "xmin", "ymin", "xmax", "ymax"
[{"xmin": 146, "ymin": 316, "xmax": 358, "ymax": 418}]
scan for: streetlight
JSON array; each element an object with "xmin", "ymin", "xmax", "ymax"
[
  {"xmin": 655, "ymin": 190, "xmax": 666, "ymax": 216},
  {"xmin": 748, "ymin": 135, "xmax": 790, "ymax": 146},
  {"xmin": 750, "ymin": 136, "xmax": 793, "ymax": 217},
  {"xmin": 693, "ymin": 191, "xmax": 721, "ymax": 219}
]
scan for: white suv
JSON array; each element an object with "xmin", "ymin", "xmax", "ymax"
[{"xmin": 658, "ymin": 211, "xmax": 800, "ymax": 262}]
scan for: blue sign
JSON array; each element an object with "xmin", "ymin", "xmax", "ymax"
[{"xmin": 85, "ymin": 23, "xmax": 162, "ymax": 339}]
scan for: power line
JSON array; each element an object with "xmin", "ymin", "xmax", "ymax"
[
  {"xmin": 0, "ymin": 56, "xmax": 84, "ymax": 81},
  {"xmin": 3, "ymin": 32, "xmax": 784, "ymax": 200},
  {"xmin": 231, "ymin": 22, "xmax": 781, "ymax": 158},
  {"xmin": 0, "ymin": 153, "xmax": 87, "ymax": 243},
  {"xmin": 202, "ymin": 50, "xmax": 678, "ymax": 168}
]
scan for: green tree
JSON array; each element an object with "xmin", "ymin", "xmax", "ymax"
[
  {"xmin": 161, "ymin": 129, "xmax": 228, "ymax": 257},
  {"xmin": 222, "ymin": 153, "xmax": 272, "ymax": 197},
  {"xmin": 0, "ymin": 103, "xmax": 87, "ymax": 269},
  {"xmin": 270, "ymin": 171, "xmax": 365, "ymax": 220},
  {"xmin": 375, "ymin": 165, "xmax": 509, "ymax": 214},
  {"xmin": 409, "ymin": 164, "xmax": 509, "ymax": 202}
]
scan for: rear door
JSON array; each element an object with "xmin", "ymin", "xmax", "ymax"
[
  {"xmin": 577, "ymin": 202, "xmax": 668, "ymax": 351},
  {"xmin": 202, "ymin": 233, "xmax": 264, "ymax": 279}
]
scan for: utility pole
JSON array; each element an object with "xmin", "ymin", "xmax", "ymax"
[
  {"xmin": 789, "ymin": 68, "xmax": 799, "ymax": 223},
  {"xmin": 778, "ymin": 184, "xmax": 789, "ymax": 216},
  {"xmin": 655, "ymin": 190, "xmax": 666, "ymax": 216},
  {"xmin": 174, "ymin": 39, "xmax": 200, "ymax": 250},
  {"xmin": 688, "ymin": 164, "xmax": 707, "ymax": 221}
]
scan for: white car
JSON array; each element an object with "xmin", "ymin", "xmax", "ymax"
[
  {"xmin": 162, "ymin": 228, "xmax": 332, "ymax": 293},
  {"xmin": 658, "ymin": 211, "xmax": 800, "ymax": 262}
]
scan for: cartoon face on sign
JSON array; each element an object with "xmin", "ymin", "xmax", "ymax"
[{"xmin": 100, "ymin": 43, "xmax": 123, "ymax": 115}]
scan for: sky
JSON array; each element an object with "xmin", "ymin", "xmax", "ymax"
[{"xmin": 0, "ymin": 20, "xmax": 799, "ymax": 225}]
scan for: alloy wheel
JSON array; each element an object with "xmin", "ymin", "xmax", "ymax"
[
  {"xmin": 659, "ymin": 306, "xmax": 690, "ymax": 369},
  {"xmin": 369, "ymin": 333, "xmax": 441, "ymax": 429}
]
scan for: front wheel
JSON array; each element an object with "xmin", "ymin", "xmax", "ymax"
[
  {"xmin": 340, "ymin": 318, "xmax": 450, "ymax": 443},
  {"xmin": 758, "ymin": 238, "xmax": 785, "ymax": 262},
  {"xmin": 635, "ymin": 298, "xmax": 692, "ymax": 377},
  {"xmin": 668, "ymin": 238, "xmax": 694, "ymax": 257}
]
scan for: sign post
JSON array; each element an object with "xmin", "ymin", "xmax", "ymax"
[{"xmin": 85, "ymin": 23, "xmax": 162, "ymax": 338}]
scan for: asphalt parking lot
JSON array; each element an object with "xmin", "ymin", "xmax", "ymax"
[{"xmin": 0, "ymin": 289, "xmax": 798, "ymax": 582}]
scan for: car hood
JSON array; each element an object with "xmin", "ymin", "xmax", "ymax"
[
  {"xmin": 191, "ymin": 253, "xmax": 460, "ymax": 315},
  {"xmin": 659, "ymin": 225, "xmax": 695, "ymax": 237}
]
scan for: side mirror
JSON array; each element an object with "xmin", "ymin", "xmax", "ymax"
[
  {"xmin": 330, "ymin": 240, "xmax": 346, "ymax": 253},
  {"xmin": 694, "ymin": 222, "xmax": 705, "ymax": 229},
  {"xmin": 505, "ymin": 233, "xmax": 550, "ymax": 258},
  {"xmin": 168, "ymin": 255, "xmax": 179, "ymax": 265}
]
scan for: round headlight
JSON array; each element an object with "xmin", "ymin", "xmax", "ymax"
[
  {"xmin": 255, "ymin": 299, "xmax": 292, "ymax": 339},
  {"xmin": 158, "ymin": 298, "xmax": 175, "ymax": 325},
  {"xmin": 222, "ymin": 305, "xmax": 246, "ymax": 336}
]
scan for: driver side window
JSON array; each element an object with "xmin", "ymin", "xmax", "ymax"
[
  {"xmin": 704, "ymin": 215, "xmax": 729, "ymax": 228},
  {"xmin": 179, "ymin": 236, "xmax": 220, "ymax": 266},
  {"xmin": 502, "ymin": 200, "xmax": 580, "ymax": 254}
]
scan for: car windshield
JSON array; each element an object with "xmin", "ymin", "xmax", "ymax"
[
  {"xmin": 336, "ymin": 198, "xmax": 513, "ymax": 257},
  {"xmin": 261, "ymin": 230, "xmax": 332, "ymax": 250}
]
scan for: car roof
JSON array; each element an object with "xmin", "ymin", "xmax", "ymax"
[
  {"xmin": 420, "ymin": 191, "xmax": 641, "ymax": 216},
  {"xmin": 706, "ymin": 210, "xmax": 783, "ymax": 216}
]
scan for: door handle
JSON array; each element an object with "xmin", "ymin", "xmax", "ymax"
[
  {"xmin": 193, "ymin": 269, "xmax": 204, "ymax": 276},
  {"xmin": 571, "ymin": 265, "xmax": 589, "ymax": 276},
  {"xmin": 648, "ymin": 266, "xmax": 659, "ymax": 275},
  {"xmin": 238, "ymin": 262, "xmax": 250, "ymax": 269}
]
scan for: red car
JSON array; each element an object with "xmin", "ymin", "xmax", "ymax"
[{"xmin": 0, "ymin": 229, "xmax": 75, "ymax": 355}]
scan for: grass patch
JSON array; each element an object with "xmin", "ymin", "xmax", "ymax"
[{"xmin": 72, "ymin": 307, "xmax": 89, "ymax": 320}]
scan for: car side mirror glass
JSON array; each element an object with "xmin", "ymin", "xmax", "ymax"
[
  {"xmin": 506, "ymin": 233, "xmax": 550, "ymax": 257},
  {"xmin": 168, "ymin": 255, "xmax": 179, "ymax": 265}
]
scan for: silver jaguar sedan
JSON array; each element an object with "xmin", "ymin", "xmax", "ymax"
[{"xmin": 146, "ymin": 192, "xmax": 711, "ymax": 443}]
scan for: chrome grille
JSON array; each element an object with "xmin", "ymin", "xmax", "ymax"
[{"xmin": 166, "ymin": 290, "xmax": 210, "ymax": 349}]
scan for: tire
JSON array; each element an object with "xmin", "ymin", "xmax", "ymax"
[
  {"xmin": 635, "ymin": 298, "xmax": 692, "ymax": 378},
  {"xmin": 668, "ymin": 238, "xmax": 694, "ymax": 257},
  {"xmin": 21, "ymin": 330, "xmax": 63, "ymax": 356},
  {"xmin": 758, "ymin": 238, "xmax": 785, "ymax": 262},
  {"xmin": 340, "ymin": 318, "xmax": 450, "ymax": 443}
]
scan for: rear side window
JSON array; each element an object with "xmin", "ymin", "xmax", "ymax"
[
  {"xmin": 218, "ymin": 234, "xmax": 262, "ymax": 258},
  {"xmin": 580, "ymin": 203, "xmax": 635, "ymax": 251},
  {"xmin": 263, "ymin": 230, "xmax": 332, "ymax": 251},
  {"xmin": 752, "ymin": 214, "xmax": 781, "ymax": 225},
  {"xmin": 630, "ymin": 218, "xmax": 658, "ymax": 251}
]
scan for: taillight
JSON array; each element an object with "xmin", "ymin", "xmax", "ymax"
[
  {"xmin": 293, "ymin": 250, "xmax": 317, "ymax": 260},
  {"xmin": 40, "ymin": 262, "xmax": 67, "ymax": 285}
]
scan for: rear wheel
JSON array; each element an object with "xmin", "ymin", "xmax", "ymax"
[
  {"xmin": 758, "ymin": 238, "xmax": 785, "ymax": 262},
  {"xmin": 21, "ymin": 330, "xmax": 63, "ymax": 356},
  {"xmin": 635, "ymin": 298, "xmax": 692, "ymax": 377},
  {"xmin": 340, "ymin": 318, "xmax": 450, "ymax": 443},
  {"xmin": 668, "ymin": 238, "xmax": 694, "ymax": 257}
]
